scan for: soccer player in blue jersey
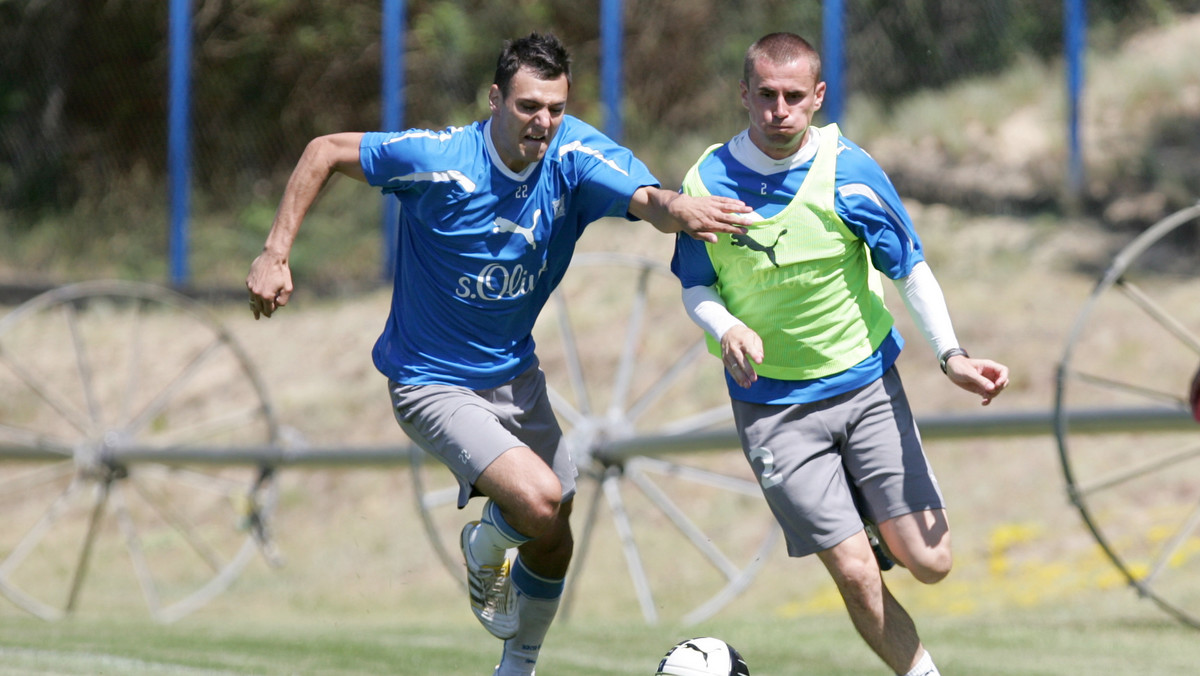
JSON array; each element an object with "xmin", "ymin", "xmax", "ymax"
[
  {"xmin": 672, "ymin": 33, "xmax": 1010, "ymax": 676},
  {"xmin": 246, "ymin": 33, "xmax": 749, "ymax": 676}
]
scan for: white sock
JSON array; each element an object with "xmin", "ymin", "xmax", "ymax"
[
  {"xmin": 469, "ymin": 499, "xmax": 530, "ymax": 566},
  {"xmin": 901, "ymin": 650, "xmax": 940, "ymax": 676},
  {"xmin": 495, "ymin": 556, "xmax": 563, "ymax": 676}
]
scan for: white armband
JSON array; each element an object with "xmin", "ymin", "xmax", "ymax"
[
  {"xmin": 894, "ymin": 261, "xmax": 960, "ymax": 360},
  {"xmin": 681, "ymin": 284, "xmax": 744, "ymax": 341}
]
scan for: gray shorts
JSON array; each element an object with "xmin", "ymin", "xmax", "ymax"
[
  {"xmin": 732, "ymin": 367, "xmax": 944, "ymax": 557},
  {"xmin": 389, "ymin": 363, "xmax": 577, "ymax": 509}
]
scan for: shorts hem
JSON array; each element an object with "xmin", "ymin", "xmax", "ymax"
[
  {"xmin": 786, "ymin": 522, "xmax": 865, "ymax": 558},
  {"xmin": 877, "ymin": 502, "xmax": 945, "ymax": 523}
]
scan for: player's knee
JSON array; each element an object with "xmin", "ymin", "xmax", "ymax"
[
  {"xmin": 517, "ymin": 476, "xmax": 563, "ymax": 535},
  {"xmin": 908, "ymin": 546, "xmax": 952, "ymax": 584},
  {"xmin": 830, "ymin": 552, "xmax": 881, "ymax": 597},
  {"xmin": 528, "ymin": 495, "xmax": 562, "ymax": 534}
]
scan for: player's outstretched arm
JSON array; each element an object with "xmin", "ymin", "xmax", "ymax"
[
  {"xmin": 629, "ymin": 186, "xmax": 750, "ymax": 243},
  {"xmin": 944, "ymin": 355, "xmax": 1010, "ymax": 406},
  {"xmin": 247, "ymin": 133, "xmax": 366, "ymax": 319}
]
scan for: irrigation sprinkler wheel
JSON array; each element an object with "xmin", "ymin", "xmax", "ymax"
[
  {"xmin": 1054, "ymin": 202, "xmax": 1200, "ymax": 629},
  {"xmin": 411, "ymin": 252, "xmax": 778, "ymax": 625},
  {"xmin": 0, "ymin": 280, "xmax": 280, "ymax": 623}
]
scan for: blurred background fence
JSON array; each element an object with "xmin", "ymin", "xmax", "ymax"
[{"xmin": 2, "ymin": 0, "xmax": 1199, "ymax": 291}]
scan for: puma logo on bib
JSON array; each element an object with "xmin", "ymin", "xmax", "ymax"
[{"xmin": 731, "ymin": 229, "xmax": 788, "ymax": 268}]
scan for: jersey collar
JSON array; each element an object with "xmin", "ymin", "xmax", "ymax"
[
  {"xmin": 483, "ymin": 119, "xmax": 542, "ymax": 182},
  {"xmin": 729, "ymin": 125, "xmax": 821, "ymax": 175}
]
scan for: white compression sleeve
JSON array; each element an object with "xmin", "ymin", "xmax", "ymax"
[
  {"xmin": 681, "ymin": 284, "xmax": 744, "ymax": 341},
  {"xmin": 894, "ymin": 261, "xmax": 960, "ymax": 359}
]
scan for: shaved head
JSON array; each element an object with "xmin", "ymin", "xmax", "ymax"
[{"xmin": 743, "ymin": 32, "xmax": 821, "ymax": 84}]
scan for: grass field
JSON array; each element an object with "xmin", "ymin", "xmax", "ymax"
[{"xmin": 2, "ymin": 579, "xmax": 1199, "ymax": 675}]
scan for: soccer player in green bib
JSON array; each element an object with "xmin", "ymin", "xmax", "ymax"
[{"xmin": 671, "ymin": 32, "xmax": 1010, "ymax": 676}]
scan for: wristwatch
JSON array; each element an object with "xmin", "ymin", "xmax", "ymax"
[{"xmin": 938, "ymin": 347, "xmax": 969, "ymax": 374}]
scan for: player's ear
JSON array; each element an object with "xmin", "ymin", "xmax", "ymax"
[
  {"xmin": 814, "ymin": 80, "xmax": 827, "ymax": 108},
  {"xmin": 488, "ymin": 84, "xmax": 502, "ymax": 112}
]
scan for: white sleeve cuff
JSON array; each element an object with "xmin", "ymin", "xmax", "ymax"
[
  {"xmin": 681, "ymin": 284, "xmax": 744, "ymax": 340},
  {"xmin": 894, "ymin": 261, "xmax": 960, "ymax": 358}
]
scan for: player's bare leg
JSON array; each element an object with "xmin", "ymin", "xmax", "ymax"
[
  {"xmin": 817, "ymin": 530, "xmax": 927, "ymax": 674},
  {"xmin": 877, "ymin": 509, "xmax": 952, "ymax": 585},
  {"xmin": 490, "ymin": 500, "xmax": 572, "ymax": 676},
  {"xmin": 461, "ymin": 446, "xmax": 564, "ymax": 640},
  {"xmin": 473, "ymin": 449, "xmax": 573, "ymax": 676},
  {"xmin": 512, "ymin": 497, "xmax": 573, "ymax": 578},
  {"xmin": 474, "ymin": 446, "xmax": 565, "ymax": 540}
]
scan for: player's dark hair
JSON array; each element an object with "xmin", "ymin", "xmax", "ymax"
[
  {"xmin": 494, "ymin": 32, "xmax": 572, "ymax": 97},
  {"xmin": 743, "ymin": 32, "xmax": 821, "ymax": 83}
]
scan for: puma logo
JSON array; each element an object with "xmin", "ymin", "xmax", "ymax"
[
  {"xmin": 731, "ymin": 229, "xmax": 787, "ymax": 268},
  {"xmin": 493, "ymin": 209, "xmax": 541, "ymax": 249}
]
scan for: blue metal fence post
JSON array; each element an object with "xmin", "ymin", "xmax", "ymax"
[
  {"xmin": 822, "ymin": 0, "xmax": 845, "ymax": 125},
  {"xmin": 1065, "ymin": 0, "xmax": 1086, "ymax": 203},
  {"xmin": 168, "ymin": 0, "xmax": 192, "ymax": 286},
  {"xmin": 601, "ymin": 0, "xmax": 624, "ymax": 142},
  {"xmin": 380, "ymin": 0, "xmax": 405, "ymax": 281}
]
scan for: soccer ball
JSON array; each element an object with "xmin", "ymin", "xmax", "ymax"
[{"xmin": 655, "ymin": 636, "xmax": 750, "ymax": 676}]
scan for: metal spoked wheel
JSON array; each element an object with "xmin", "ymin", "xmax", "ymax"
[
  {"xmin": 411, "ymin": 252, "xmax": 778, "ymax": 625},
  {"xmin": 1055, "ymin": 203, "xmax": 1200, "ymax": 629},
  {"xmin": 0, "ymin": 281, "xmax": 280, "ymax": 623}
]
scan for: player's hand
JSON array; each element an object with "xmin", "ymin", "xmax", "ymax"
[
  {"xmin": 667, "ymin": 194, "xmax": 752, "ymax": 243},
  {"xmin": 246, "ymin": 252, "xmax": 293, "ymax": 320},
  {"xmin": 945, "ymin": 356, "xmax": 1009, "ymax": 405},
  {"xmin": 721, "ymin": 325, "xmax": 763, "ymax": 389}
]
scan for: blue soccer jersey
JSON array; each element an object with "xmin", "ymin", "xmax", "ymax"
[
  {"xmin": 671, "ymin": 127, "xmax": 924, "ymax": 404},
  {"xmin": 361, "ymin": 115, "xmax": 658, "ymax": 389}
]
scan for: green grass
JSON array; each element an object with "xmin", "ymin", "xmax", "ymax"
[{"xmin": 1, "ymin": 588, "xmax": 1198, "ymax": 675}]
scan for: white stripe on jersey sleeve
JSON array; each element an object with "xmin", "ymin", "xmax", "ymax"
[
  {"xmin": 386, "ymin": 170, "xmax": 476, "ymax": 192},
  {"xmin": 557, "ymin": 140, "xmax": 629, "ymax": 176},
  {"xmin": 837, "ymin": 182, "xmax": 917, "ymax": 256},
  {"xmin": 382, "ymin": 128, "xmax": 465, "ymax": 145},
  {"xmin": 837, "ymin": 183, "xmax": 904, "ymax": 227}
]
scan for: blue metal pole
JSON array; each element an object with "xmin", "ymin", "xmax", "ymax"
[
  {"xmin": 601, "ymin": 0, "xmax": 624, "ymax": 141},
  {"xmin": 167, "ymin": 0, "xmax": 192, "ymax": 286},
  {"xmin": 1065, "ymin": 0, "xmax": 1086, "ymax": 201},
  {"xmin": 821, "ymin": 0, "xmax": 845, "ymax": 124},
  {"xmin": 380, "ymin": 0, "xmax": 405, "ymax": 281}
]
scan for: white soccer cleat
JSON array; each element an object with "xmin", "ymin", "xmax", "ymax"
[{"xmin": 461, "ymin": 521, "xmax": 519, "ymax": 639}]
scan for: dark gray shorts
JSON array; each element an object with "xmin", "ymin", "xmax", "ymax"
[
  {"xmin": 389, "ymin": 363, "xmax": 577, "ymax": 509},
  {"xmin": 732, "ymin": 367, "xmax": 944, "ymax": 557}
]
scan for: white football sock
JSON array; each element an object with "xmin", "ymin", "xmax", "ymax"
[
  {"xmin": 901, "ymin": 649, "xmax": 940, "ymax": 676},
  {"xmin": 495, "ymin": 556, "xmax": 563, "ymax": 676},
  {"xmin": 469, "ymin": 499, "xmax": 531, "ymax": 566}
]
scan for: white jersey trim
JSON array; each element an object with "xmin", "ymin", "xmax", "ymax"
[
  {"xmin": 382, "ymin": 127, "xmax": 465, "ymax": 145},
  {"xmin": 387, "ymin": 170, "xmax": 477, "ymax": 192},
  {"xmin": 483, "ymin": 119, "xmax": 539, "ymax": 182},
  {"xmin": 557, "ymin": 140, "xmax": 629, "ymax": 176},
  {"xmin": 727, "ymin": 126, "xmax": 821, "ymax": 175}
]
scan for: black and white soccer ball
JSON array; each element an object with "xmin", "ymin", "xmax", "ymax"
[{"xmin": 655, "ymin": 636, "xmax": 749, "ymax": 676}]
